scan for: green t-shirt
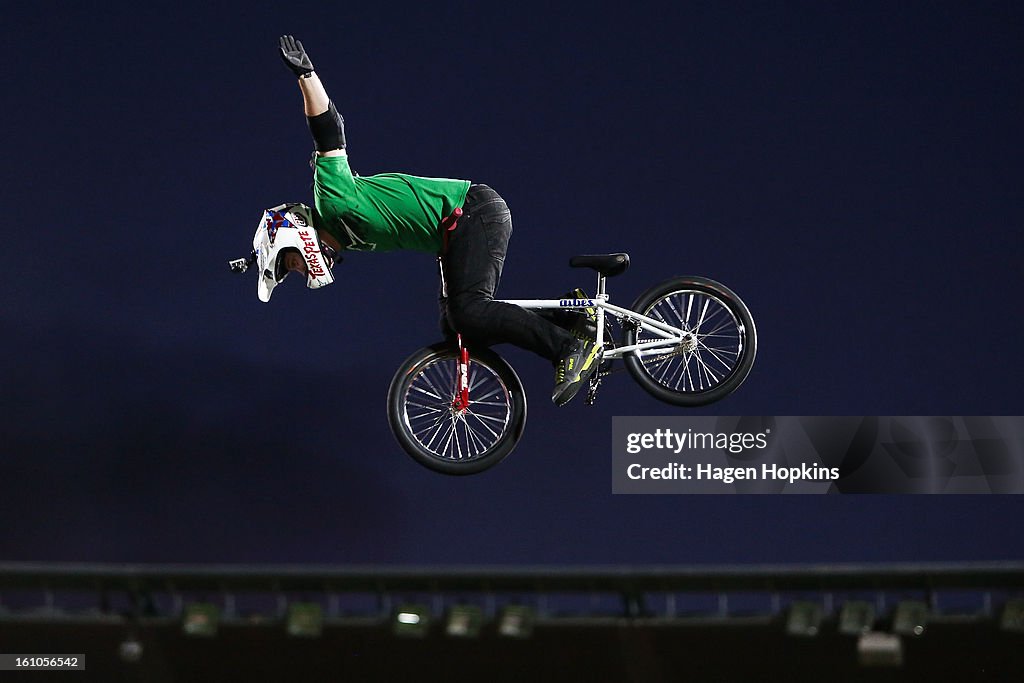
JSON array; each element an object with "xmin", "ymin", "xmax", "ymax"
[{"xmin": 312, "ymin": 155, "xmax": 471, "ymax": 253}]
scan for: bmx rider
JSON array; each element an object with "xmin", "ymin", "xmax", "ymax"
[{"xmin": 245, "ymin": 36, "xmax": 599, "ymax": 405}]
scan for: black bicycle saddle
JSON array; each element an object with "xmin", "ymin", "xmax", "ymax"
[{"xmin": 569, "ymin": 253, "xmax": 630, "ymax": 277}]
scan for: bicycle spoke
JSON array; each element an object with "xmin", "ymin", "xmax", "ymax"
[
  {"xmin": 468, "ymin": 365, "xmax": 498, "ymax": 394},
  {"xmin": 698, "ymin": 318, "xmax": 735, "ymax": 340},
  {"xmin": 666, "ymin": 358, "xmax": 686, "ymax": 390},
  {"xmin": 408, "ymin": 414, "xmax": 446, "ymax": 431},
  {"xmin": 420, "ymin": 363, "xmax": 451, "ymax": 400},
  {"xmin": 425, "ymin": 416, "xmax": 453, "ymax": 453},
  {"xmin": 698, "ymin": 343, "xmax": 736, "ymax": 371},
  {"xmin": 693, "ymin": 349, "xmax": 721, "ymax": 387},
  {"xmin": 692, "ymin": 299, "xmax": 710, "ymax": 334},
  {"xmin": 440, "ymin": 417, "xmax": 458, "ymax": 458},
  {"xmin": 684, "ymin": 352, "xmax": 700, "ymax": 389},
  {"xmin": 666, "ymin": 298, "xmax": 683, "ymax": 326},
  {"xmin": 469, "ymin": 412, "xmax": 507, "ymax": 426},
  {"xmin": 691, "ymin": 352, "xmax": 707, "ymax": 390},
  {"xmin": 409, "ymin": 383, "xmax": 445, "ymax": 402},
  {"xmin": 464, "ymin": 419, "xmax": 487, "ymax": 456},
  {"xmin": 655, "ymin": 356, "xmax": 674, "ymax": 388},
  {"xmin": 469, "ymin": 386, "xmax": 503, "ymax": 404},
  {"xmin": 469, "ymin": 399, "xmax": 509, "ymax": 408},
  {"xmin": 455, "ymin": 417, "xmax": 468, "ymax": 460},
  {"xmin": 406, "ymin": 400, "xmax": 447, "ymax": 413},
  {"xmin": 466, "ymin": 411, "xmax": 501, "ymax": 442},
  {"xmin": 664, "ymin": 355, "xmax": 685, "ymax": 389},
  {"xmin": 700, "ymin": 345, "xmax": 739, "ymax": 358}
]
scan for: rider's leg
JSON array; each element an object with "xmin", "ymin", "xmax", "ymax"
[{"xmin": 443, "ymin": 185, "xmax": 574, "ymax": 362}]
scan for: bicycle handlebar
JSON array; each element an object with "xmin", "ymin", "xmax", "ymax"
[{"xmin": 229, "ymin": 251, "xmax": 256, "ymax": 274}]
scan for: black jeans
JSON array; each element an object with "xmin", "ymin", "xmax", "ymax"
[{"xmin": 440, "ymin": 184, "xmax": 574, "ymax": 362}]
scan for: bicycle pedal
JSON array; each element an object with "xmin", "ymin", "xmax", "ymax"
[{"xmin": 585, "ymin": 376, "xmax": 602, "ymax": 406}]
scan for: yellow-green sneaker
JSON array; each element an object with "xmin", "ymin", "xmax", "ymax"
[
  {"xmin": 551, "ymin": 337, "xmax": 601, "ymax": 406},
  {"xmin": 569, "ymin": 288, "xmax": 597, "ymax": 339}
]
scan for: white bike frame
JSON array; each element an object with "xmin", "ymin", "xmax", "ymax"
[{"xmin": 498, "ymin": 272, "xmax": 691, "ymax": 360}]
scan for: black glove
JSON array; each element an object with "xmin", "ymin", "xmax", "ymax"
[{"xmin": 279, "ymin": 35, "xmax": 314, "ymax": 78}]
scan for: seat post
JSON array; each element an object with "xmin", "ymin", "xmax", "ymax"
[{"xmin": 595, "ymin": 273, "xmax": 608, "ymax": 351}]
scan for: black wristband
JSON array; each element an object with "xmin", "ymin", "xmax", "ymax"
[{"xmin": 307, "ymin": 101, "xmax": 347, "ymax": 152}]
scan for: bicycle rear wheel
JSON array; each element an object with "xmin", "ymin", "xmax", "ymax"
[
  {"xmin": 624, "ymin": 277, "xmax": 756, "ymax": 406},
  {"xmin": 387, "ymin": 342, "xmax": 527, "ymax": 475}
]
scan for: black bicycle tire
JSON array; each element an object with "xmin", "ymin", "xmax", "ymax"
[
  {"xmin": 387, "ymin": 342, "xmax": 527, "ymax": 475},
  {"xmin": 623, "ymin": 276, "xmax": 757, "ymax": 406}
]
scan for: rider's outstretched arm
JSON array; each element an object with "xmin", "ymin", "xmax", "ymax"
[{"xmin": 278, "ymin": 35, "xmax": 347, "ymax": 158}]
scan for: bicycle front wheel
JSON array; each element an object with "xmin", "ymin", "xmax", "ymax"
[
  {"xmin": 387, "ymin": 342, "xmax": 527, "ymax": 475},
  {"xmin": 623, "ymin": 277, "xmax": 756, "ymax": 406}
]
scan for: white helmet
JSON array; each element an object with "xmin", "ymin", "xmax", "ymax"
[{"xmin": 251, "ymin": 203, "xmax": 336, "ymax": 302}]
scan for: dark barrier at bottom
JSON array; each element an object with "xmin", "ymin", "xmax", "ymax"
[{"xmin": 2, "ymin": 619, "xmax": 1022, "ymax": 681}]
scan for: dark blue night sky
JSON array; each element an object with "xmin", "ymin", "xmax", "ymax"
[{"xmin": 2, "ymin": 1, "xmax": 1022, "ymax": 564}]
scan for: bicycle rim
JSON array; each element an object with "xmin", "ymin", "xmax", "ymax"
[{"xmin": 402, "ymin": 355, "xmax": 513, "ymax": 462}]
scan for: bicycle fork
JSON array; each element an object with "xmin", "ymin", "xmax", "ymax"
[
  {"xmin": 454, "ymin": 333, "xmax": 470, "ymax": 413},
  {"xmin": 439, "ymin": 255, "xmax": 472, "ymax": 414}
]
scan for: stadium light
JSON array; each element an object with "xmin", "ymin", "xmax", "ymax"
[
  {"xmin": 892, "ymin": 601, "xmax": 929, "ymax": 636},
  {"xmin": 393, "ymin": 604, "xmax": 430, "ymax": 638},
  {"xmin": 839, "ymin": 601, "xmax": 876, "ymax": 635},
  {"xmin": 785, "ymin": 601, "xmax": 822, "ymax": 637},
  {"xmin": 1000, "ymin": 599, "xmax": 1024, "ymax": 633},
  {"xmin": 857, "ymin": 632, "xmax": 903, "ymax": 667},
  {"xmin": 497, "ymin": 605, "xmax": 535, "ymax": 638},
  {"xmin": 182, "ymin": 604, "xmax": 219, "ymax": 638},
  {"xmin": 286, "ymin": 603, "xmax": 323, "ymax": 638},
  {"xmin": 118, "ymin": 637, "xmax": 143, "ymax": 663},
  {"xmin": 445, "ymin": 605, "xmax": 483, "ymax": 638}
]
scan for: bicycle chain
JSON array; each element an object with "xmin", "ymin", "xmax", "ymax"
[{"xmin": 596, "ymin": 344, "xmax": 690, "ymax": 378}]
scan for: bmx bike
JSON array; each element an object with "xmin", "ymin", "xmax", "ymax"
[{"xmin": 387, "ymin": 253, "xmax": 757, "ymax": 475}]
